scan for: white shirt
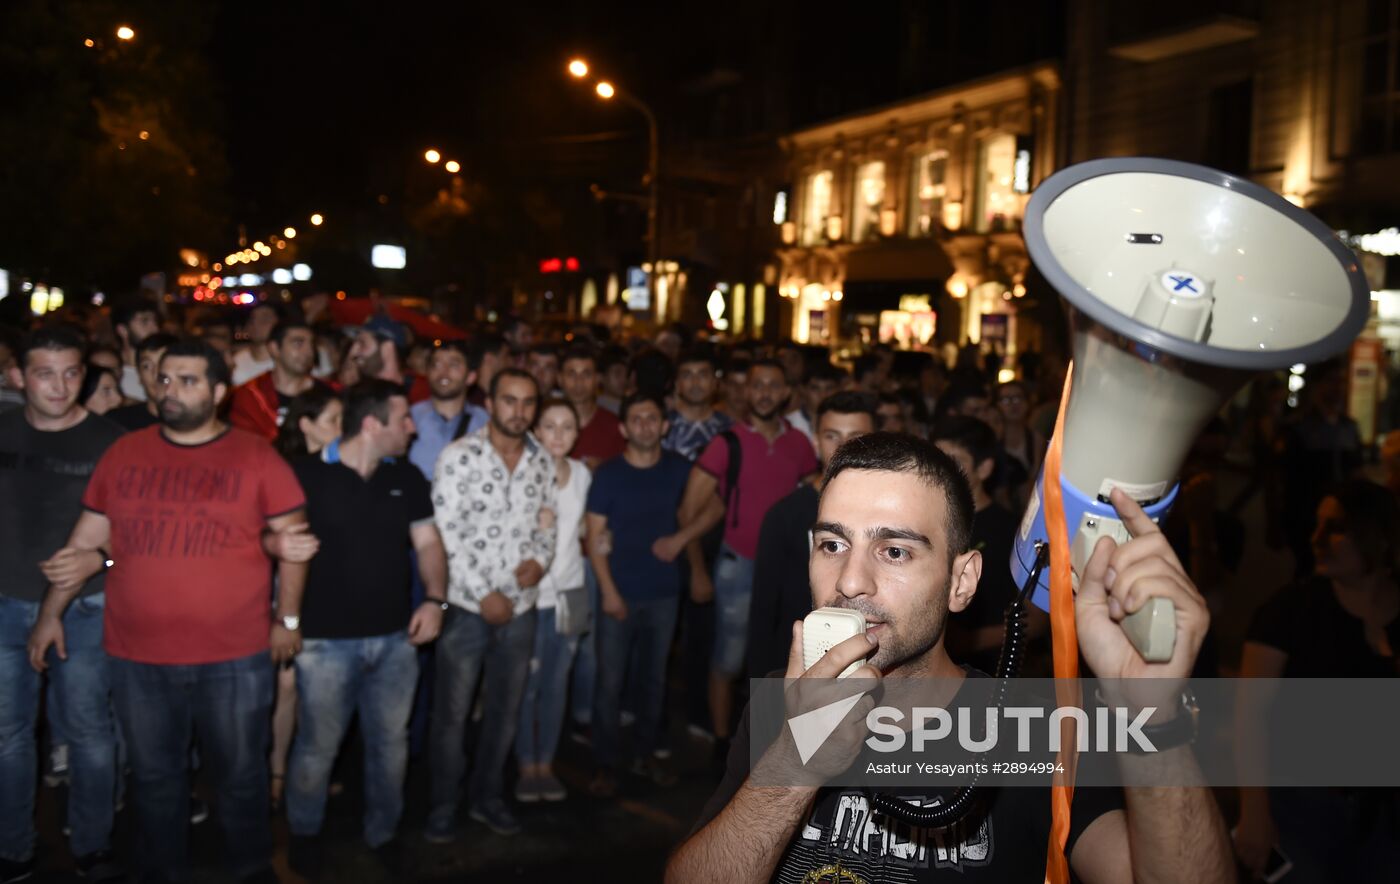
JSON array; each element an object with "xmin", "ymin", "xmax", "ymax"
[
  {"xmin": 231, "ymin": 350, "xmax": 274, "ymax": 386},
  {"xmin": 536, "ymin": 457, "xmax": 591, "ymax": 609},
  {"xmin": 120, "ymin": 363, "xmax": 145, "ymax": 402},
  {"xmin": 433, "ymin": 427, "xmax": 558, "ymax": 615},
  {"xmin": 786, "ymin": 407, "xmax": 817, "ymax": 450}
]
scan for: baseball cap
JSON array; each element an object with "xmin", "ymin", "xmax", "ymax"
[{"xmin": 360, "ymin": 313, "xmax": 407, "ymax": 349}]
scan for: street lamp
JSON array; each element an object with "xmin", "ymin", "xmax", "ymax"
[
  {"xmin": 115, "ymin": 25, "xmax": 135, "ymax": 41},
  {"xmin": 310, "ymin": 213, "xmax": 324, "ymax": 226},
  {"xmin": 424, "ymin": 148, "xmax": 441, "ymax": 164},
  {"xmin": 284, "ymin": 227, "xmax": 296, "ymax": 239},
  {"xmin": 567, "ymin": 65, "xmax": 661, "ymax": 321},
  {"xmin": 444, "ymin": 160, "xmax": 461, "ymax": 174}
]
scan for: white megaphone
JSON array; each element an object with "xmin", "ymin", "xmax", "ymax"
[{"xmin": 1012, "ymin": 157, "xmax": 1370, "ymax": 661}]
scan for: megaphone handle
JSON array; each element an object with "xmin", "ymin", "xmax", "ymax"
[{"xmin": 1120, "ymin": 597, "xmax": 1176, "ymax": 663}]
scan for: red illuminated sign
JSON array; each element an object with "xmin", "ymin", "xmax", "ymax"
[{"xmin": 539, "ymin": 256, "xmax": 580, "ymax": 274}]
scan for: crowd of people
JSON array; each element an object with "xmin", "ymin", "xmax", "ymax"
[{"xmin": 0, "ymin": 291, "xmax": 1396, "ymax": 883}]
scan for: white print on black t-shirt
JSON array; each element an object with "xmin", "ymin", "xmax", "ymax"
[{"xmin": 789, "ymin": 792, "xmax": 992, "ymax": 876}]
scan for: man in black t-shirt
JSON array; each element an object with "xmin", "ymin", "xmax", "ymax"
[
  {"xmin": 932, "ymin": 416, "xmax": 1048, "ymax": 676},
  {"xmin": 749, "ymin": 392, "xmax": 878, "ymax": 679},
  {"xmin": 283, "ymin": 380, "xmax": 449, "ymax": 876},
  {"xmin": 668, "ymin": 433, "xmax": 1232, "ymax": 883},
  {"xmin": 106, "ymin": 332, "xmax": 176, "ymax": 431},
  {"xmin": 1, "ymin": 327, "xmax": 124, "ymax": 882}
]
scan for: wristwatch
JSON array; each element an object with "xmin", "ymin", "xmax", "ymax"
[
  {"xmin": 424, "ymin": 599, "xmax": 450, "ymax": 612},
  {"xmin": 97, "ymin": 548, "xmax": 114, "ymax": 570},
  {"xmin": 1126, "ymin": 688, "xmax": 1199, "ymax": 753},
  {"xmin": 280, "ymin": 615, "xmax": 300, "ymax": 631}
]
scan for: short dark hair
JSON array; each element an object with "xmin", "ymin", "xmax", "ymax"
[
  {"xmin": 852, "ymin": 354, "xmax": 882, "ymax": 383},
  {"xmin": 676, "ymin": 345, "xmax": 718, "ymax": 371},
  {"xmin": 490, "ymin": 366, "xmax": 539, "ymax": 399},
  {"xmin": 466, "ymin": 332, "xmax": 507, "ymax": 372},
  {"xmin": 930, "ymin": 416, "xmax": 999, "ymax": 470},
  {"xmin": 748, "ymin": 357, "xmax": 787, "ymax": 380},
  {"xmin": 268, "ymin": 320, "xmax": 312, "ymax": 348},
  {"xmin": 560, "ymin": 344, "xmax": 597, "ymax": 371},
  {"xmin": 822, "ymin": 432, "xmax": 975, "ymax": 559},
  {"xmin": 619, "ymin": 391, "xmax": 666, "ymax": 423},
  {"xmin": 19, "ymin": 325, "xmax": 87, "ymax": 368},
  {"xmin": 936, "ymin": 382, "xmax": 990, "ymax": 420},
  {"xmin": 1325, "ymin": 479, "xmax": 1400, "ymax": 577},
  {"xmin": 630, "ymin": 347, "xmax": 674, "ymax": 397},
  {"xmin": 341, "ymin": 379, "xmax": 406, "ymax": 440},
  {"xmin": 113, "ymin": 300, "xmax": 158, "ymax": 329},
  {"xmin": 528, "ymin": 342, "xmax": 558, "ymax": 360},
  {"xmin": 817, "ymin": 390, "xmax": 879, "ymax": 425},
  {"xmin": 598, "ymin": 344, "xmax": 629, "ymax": 373},
  {"xmin": 135, "ymin": 332, "xmax": 178, "ymax": 361},
  {"xmin": 159, "ymin": 337, "xmax": 231, "ymax": 389},
  {"xmin": 805, "ymin": 362, "xmax": 848, "ymax": 386},
  {"xmin": 432, "ymin": 339, "xmax": 470, "ymax": 363},
  {"xmin": 248, "ymin": 301, "xmax": 283, "ymax": 321}
]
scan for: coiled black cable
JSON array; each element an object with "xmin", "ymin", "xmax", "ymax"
[{"xmin": 869, "ymin": 540, "xmax": 1049, "ymax": 828}]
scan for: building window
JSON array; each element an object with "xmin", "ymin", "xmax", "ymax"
[
  {"xmin": 974, "ymin": 133, "xmax": 1018, "ymax": 233},
  {"xmin": 802, "ymin": 170, "xmax": 833, "ymax": 246},
  {"xmin": 1353, "ymin": 0, "xmax": 1400, "ymax": 154},
  {"xmin": 908, "ymin": 149, "xmax": 948, "ymax": 237},
  {"xmin": 1205, "ymin": 80, "xmax": 1254, "ymax": 174},
  {"xmin": 851, "ymin": 161, "xmax": 886, "ymax": 243}
]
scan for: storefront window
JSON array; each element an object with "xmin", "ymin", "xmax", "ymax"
[
  {"xmin": 975, "ymin": 134, "xmax": 1017, "ymax": 232},
  {"xmin": 802, "ymin": 170, "xmax": 833, "ymax": 246},
  {"xmin": 852, "ymin": 161, "xmax": 886, "ymax": 243},
  {"xmin": 908, "ymin": 150, "xmax": 948, "ymax": 237}
]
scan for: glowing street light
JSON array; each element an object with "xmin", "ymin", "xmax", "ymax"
[
  {"xmin": 424, "ymin": 148, "xmax": 441, "ymax": 164},
  {"xmin": 283, "ymin": 226, "xmax": 296, "ymax": 238},
  {"xmin": 84, "ymin": 38, "xmax": 95, "ymax": 48},
  {"xmin": 115, "ymin": 25, "xmax": 135, "ymax": 41},
  {"xmin": 568, "ymin": 58, "xmax": 589, "ymax": 78},
  {"xmin": 595, "ymin": 81, "xmax": 615, "ymax": 100},
  {"xmin": 444, "ymin": 160, "xmax": 460, "ymax": 174},
  {"xmin": 310, "ymin": 213, "xmax": 324, "ymax": 226}
]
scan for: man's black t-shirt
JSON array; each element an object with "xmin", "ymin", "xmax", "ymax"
[
  {"xmin": 107, "ymin": 403, "xmax": 160, "ymax": 432},
  {"xmin": 292, "ymin": 454, "xmax": 434, "ymax": 639},
  {"xmin": 0, "ymin": 410, "xmax": 125, "ymax": 601},
  {"xmin": 692, "ymin": 677, "xmax": 1125, "ymax": 882},
  {"xmin": 1248, "ymin": 577, "xmax": 1400, "ymax": 677},
  {"xmin": 953, "ymin": 503, "xmax": 1023, "ymax": 675},
  {"xmin": 749, "ymin": 482, "xmax": 819, "ymax": 678}
]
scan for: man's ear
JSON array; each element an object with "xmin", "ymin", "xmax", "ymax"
[
  {"xmin": 946, "ymin": 548, "xmax": 982, "ymax": 614},
  {"xmin": 5, "ymin": 364, "xmax": 23, "ymax": 392},
  {"xmin": 213, "ymin": 382, "xmax": 229, "ymax": 407},
  {"xmin": 975, "ymin": 457, "xmax": 996, "ymax": 485},
  {"xmin": 466, "ymin": 369, "xmax": 478, "ymax": 389}
]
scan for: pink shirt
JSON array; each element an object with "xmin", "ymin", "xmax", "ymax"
[{"xmin": 696, "ymin": 420, "xmax": 818, "ymax": 560}]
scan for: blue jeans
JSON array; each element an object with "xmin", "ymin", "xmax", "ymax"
[
  {"xmin": 712, "ymin": 544, "xmax": 756, "ymax": 677},
  {"xmin": 288, "ymin": 632, "xmax": 418, "ymax": 847},
  {"xmin": 110, "ymin": 650, "xmax": 274, "ymax": 882},
  {"xmin": 593, "ymin": 595, "xmax": 679, "ymax": 769},
  {"xmin": 0, "ymin": 593, "xmax": 116, "ymax": 862},
  {"xmin": 570, "ymin": 563, "xmax": 600, "ymax": 726},
  {"xmin": 515, "ymin": 606, "xmax": 579, "ymax": 767},
  {"xmin": 429, "ymin": 606, "xmax": 535, "ymax": 823}
]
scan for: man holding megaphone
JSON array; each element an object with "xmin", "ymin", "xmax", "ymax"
[{"xmin": 667, "ymin": 432, "xmax": 1233, "ymax": 884}]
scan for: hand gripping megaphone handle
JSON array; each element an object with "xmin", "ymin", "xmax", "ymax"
[{"xmin": 1072, "ymin": 516, "xmax": 1178, "ymax": 663}]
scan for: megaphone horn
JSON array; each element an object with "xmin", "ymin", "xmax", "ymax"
[{"xmin": 1013, "ymin": 157, "xmax": 1370, "ymax": 661}]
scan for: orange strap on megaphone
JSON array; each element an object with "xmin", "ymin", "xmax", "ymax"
[{"xmin": 1042, "ymin": 366, "xmax": 1081, "ymax": 884}]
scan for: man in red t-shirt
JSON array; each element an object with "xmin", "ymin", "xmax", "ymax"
[
  {"xmin": 29, "ymin": 338, "xmax": 314, "ymax": 884},
  {"xmin": 655, "ymin": 358, "xmax": 818, "ymax": 749},
  {"xmin": 228, "ymin": 320, "xmax": 329, "ymax": 440},
  {"xmin": 561, "ymin": 345, "xmax": 624, "ymax": 470}
]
